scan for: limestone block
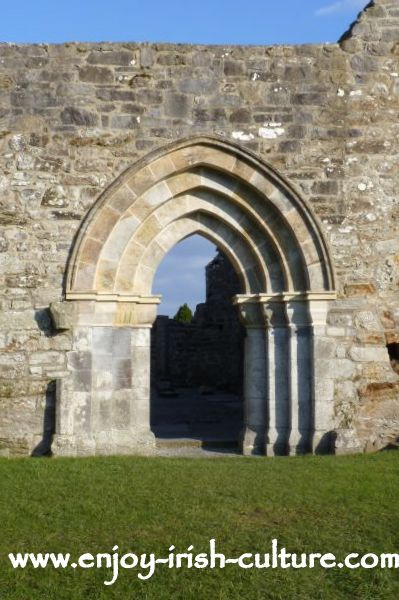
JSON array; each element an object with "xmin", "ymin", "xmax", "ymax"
[
  {"xmin": 87, "ymin": 50, "xmax": 137, "ymax": 66},
  {"xmin": 79, "ymin": 65, "xmax": 114, "ymax": 84},
  {"xmin": 353, "ymin": 310, "xmax": 382, "ymax": 331},
  {"xmin": 335, "ymin": 429, "xmax": 363, "ymax": 455},
  {"xmin": 112, "ymin": 359, "xmax": 132, "ymax": 390},
  {"xmin": 344, "ymin": 283, "xmax": 377, "ymax": 297},
  {"xmin": 30, "ymin": 351, "xmax": 66, "ymax": 366},
  {"xmin": 92, "ymin": 328, "xmax": 113, "ymax": 353},
  {"xmin": 60, "ymin": 107, "xmax": 98, "ymax": 127},
  {"xmin": 318, "ymin": 358, "xmax": 355, "ymax": 379},
  {"xmin": 349, "ymin": 346, "xmax": 389, "ymax": 362},
  {"xmin": 72, "ymin": 368, "xmax": 92, "ymax": 392},
  {"xmin": 78, "ymin": 237, "xmax": 103, "ymax": 266},
  {"xmin": 133, "ymin": 215, "xmax": 163, "ymax": 249},
  {"xmin": 101, "ymin": 216, "xmax": 139, "ymax": 263},
  {"xmin": 96, "ymin": 259, "xmax": 118, "ymax": 292},
  {"xmin": 88, "ymin": 206, "xmax": 120, "ymax": 244},
  {"xmin": 92, "ymin": 370, "xmax": 113, "ymax": 390},
  {"xmin": 140, "ymin": 47, "xmax": 154, "ymax": 68},
  {"xmin": 108, "ymin": 184, "xmax": 136, "ymax": 214},
  {"xmin": 314, "ymin": 336, "xmax": 337, "ymax": 359},
  {"xmin": 68, "ymin": 351, "xmax": 92, "ymax": 371},
  {"xmin": 73, "ymin": 263, "xmax": 96, "ymax": 291}
]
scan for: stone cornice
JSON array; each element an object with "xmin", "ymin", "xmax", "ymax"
[
  {"xmin": 65, "ymin": 292, "xmax": 162, "ymax": 304},
  {"xmin": 233, "ymin": 291, "xmax": 337, "ymax": 304}
]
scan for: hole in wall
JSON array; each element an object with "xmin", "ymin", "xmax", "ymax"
[{"xmin": 387, "ymin": 342, "xmax": 399, "ymax": 375}]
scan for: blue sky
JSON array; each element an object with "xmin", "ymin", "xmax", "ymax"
[
  {"xmin": 1, "ymin": 0, "xmax": 365, "ymax": 45},
  {"xmin": 1, "ymin": 0, "xmax": 367, "ymax": 316}
]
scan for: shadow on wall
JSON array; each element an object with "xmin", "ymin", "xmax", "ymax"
[
  {"xmin": 34, "ymin": 307, "xmax": 58, "ymax": 338},
  {"xmin": 380, "ymin": 439, "xmax": 399, "ymax": 451},
  {"xmin": 315, "ymin": 431, "xmax": 337, "ymax": 455},
  {"xmin": 31, "ymin": 308, "xmax": 62, "ymax": 456},
  {"xmin": 31, "ymin": 380, "xmax": 56, "ymax": 457}
]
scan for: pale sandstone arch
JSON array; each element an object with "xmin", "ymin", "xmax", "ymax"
[{"xmin": 53, "ymin": 136, "xmax": 337, "ymax": 456}]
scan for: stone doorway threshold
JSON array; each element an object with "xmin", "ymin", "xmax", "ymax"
[{"xmin": 155, "ymin": 439, "xmax": 241, "ymax": 458}]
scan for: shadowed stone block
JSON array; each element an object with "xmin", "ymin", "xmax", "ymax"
[
  {"xmin": 68, "ymin": 351, "xmax": 92, "ymax": 371},
  {"xmin": 72, "ymin": 369, "xmax": 91, "ymax": 393},
  {"xmin": 112, "ymin": 359, "xmax": 132, "ymax": 390},
  {"xmin": 50, "ymin": 301, "xmax": 74, "ymax": 331}
]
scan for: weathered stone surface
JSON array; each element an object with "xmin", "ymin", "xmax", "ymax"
[
  {"xmin": 344, "ymin": 283, "xmax": 377, "ymax": 297},
  {"xmin": 0, "ymin": 1, "xmax": 398, "ymax": 456},
  {"xmin": 87, "ymin": 50, "xmax": 136, "ymax": 66},
  {"xmin": 78, "ymin": 66, "xmax": 114, "ymax": 84},
  {"xmin": 359, "ymin": 382, "xmax": 399, "ymax": 401},
  {"xmin": 50, "ymin": 302, "xmax": 74, "ymax": 330},
  {"xmin": 60, "ymin": 107, "xmax": 99, "ymax": 126},
  {"xmin": 349, "ymin": 346, "xmax": 388, "ymax": 362}
]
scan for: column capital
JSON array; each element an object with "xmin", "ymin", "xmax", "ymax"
[
  {"xmin": 234, "ymin": 295, "xmax": 289, "ymax": 328},
  {"xmin": 261, "ymin": 301, "xmax": 287, "ymax": 328},
  {"xmin": 235, "ymin": 300, "xmax": 265, "ymax": 328},
  {"xmin": 233, "ymin": 292, "xmax": 336, "ymax": 329},
  {"xmin": 285, "ymin": 300, "xmax": 311, "ymax": 328},
  {"xmin": 58, "ymin": 294, "xmax": 161, "ymax": 327}
]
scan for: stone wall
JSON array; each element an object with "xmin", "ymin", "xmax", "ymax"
[{"xmin": 0, "ymin": 0, "xmax": 398, "ymax": 455}]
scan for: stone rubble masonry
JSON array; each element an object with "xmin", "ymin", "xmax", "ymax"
[{"xmin": 0, "ymin": 0, "xmax": 398, "ymax": 455}]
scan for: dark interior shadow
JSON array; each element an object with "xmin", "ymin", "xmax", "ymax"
[
  {"xmin": 31, "ymin": 380, "xmax": 56, "ymax": 457},
  {"xmin": 201, "ymin": 441, "xmax": 241, "ymax": 455},
  {"xmin": 378, "ymin": 437, "xmax": 399, "ymax": 452},
  {"xmin": 314, "ymin": 430, "xmax": 337, "ymax": 455}
]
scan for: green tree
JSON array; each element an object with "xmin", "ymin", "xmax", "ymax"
[{"xmin": 173, "ymin": 303, "xmax": 193, "ymax": 323}]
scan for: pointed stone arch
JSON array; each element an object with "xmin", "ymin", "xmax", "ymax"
[
  {"xmin": 67, "ymin": 136, "xmax": 335, "ymax": 298},
  {"xmin": 53, "ymin": 136, "xmax": 337, "ymax": 457}
]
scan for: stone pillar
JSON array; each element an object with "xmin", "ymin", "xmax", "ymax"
[
  {"xmin": 285, "ymin": 299, "xmax": 313, "ymax": 455},
  {"xmin": 234, "ymin": 292, "xmax": 335, "ymax": 457},
  {"xmin": 308, "ymin": 297, "xmax": 335, "ymax": 453},
  {"xmin": 51, "ymin": 295, "xmax": 159, "ymax": 456},
  {"xmin": 130, "ymin": 327, "xmax": 154, "ymax": 446},
  {"xmin": 262, "ymin": 301, "xmax": 290, "ymax": 456},
  {"xmin": 236, "ymin": 301, "xmax": 267, "ymax": 455}
]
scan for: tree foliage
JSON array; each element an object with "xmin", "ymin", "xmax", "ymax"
[{"xmin": 173, "ymin": 303, "xmax": 193, "ymax": 323}]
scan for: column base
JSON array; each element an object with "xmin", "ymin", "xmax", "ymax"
[
  {"xmin": 52, "ymin": 429, "xmax": 156, "ymax": 457},
  {"xmin": 288, "ymin": 429, "xmax": 314, "ymax": 455},
  {"xmin": 288, "ymin": 444, "xmax": 307, "ymax": 456},
  {"xmin": 240, "ymin": 427, "xmax": 265, "ymax": 456},
  {"xmin": 265, "ymin": 428, "xmax": 290, "ymax": 456},
  {"xmin": 265, "ymin": 442, "xmax": 289, "ymax": 456}
]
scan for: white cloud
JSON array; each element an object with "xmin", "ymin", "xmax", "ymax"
[{"xmin": 315, "ymin": 0, "xmax": 365, "ymax": 17}]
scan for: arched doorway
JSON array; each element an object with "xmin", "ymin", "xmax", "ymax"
[
  {"xmin": 53, "ymin": 136, "xmax": 336, "ymax": 456},
  {"xmin": 150, "ymin": 237, "xmax": 245, "ymax": 451}
]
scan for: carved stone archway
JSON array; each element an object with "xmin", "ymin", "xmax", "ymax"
[{"xmin": 52, "ymin": 136, "xmax": 336, "ymax": 456}]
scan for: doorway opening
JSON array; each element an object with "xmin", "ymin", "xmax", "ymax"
[{"xmin": 150, "ymin": 235, "xmax": 245, "ymax": 451}]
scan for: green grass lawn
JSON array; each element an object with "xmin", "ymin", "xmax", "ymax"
[{"xmin": 0, "ymin": 452, "xmax": 398, "ymax": 599}]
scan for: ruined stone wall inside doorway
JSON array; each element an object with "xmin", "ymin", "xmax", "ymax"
[
  {"xmin": 0, "ymin": 0, "xmax": 398, "ymax": 455},
  {"xmin": 151, "ymin": 250, "xmax": 244, "ymax": 393}
]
